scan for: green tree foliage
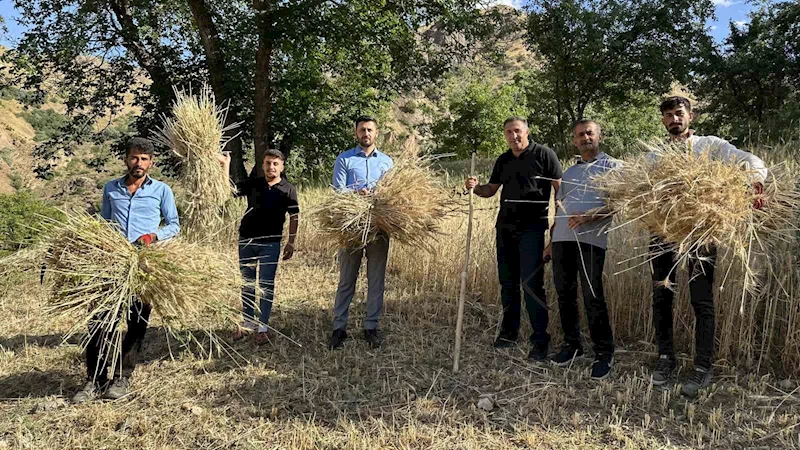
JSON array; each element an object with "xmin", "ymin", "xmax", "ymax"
[
  {"xmin": 523, "ymin": 0, "xmax": 714, "ymax": 153},
  {"xmin": 3, "ymin": 0, "xmax": 502, "ymax": 180},
  {"xmin": 583, "ymin": 93, "xmax": 664, "ymax": 157},
  {"xmin": 516, "ymin": 69, "xmax": 663, "ymax": 157},
  {"xmin": 693, "ymin": 1, "xmax": 800, "ymax": 145},
  {"xmin": 432, "ymin": 76, "xmax": 528, "ymax": 158}
]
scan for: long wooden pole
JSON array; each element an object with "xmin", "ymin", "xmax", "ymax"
[{"xmin": 453, "ymin": 151, "xmax": 477, "ymax": 373}]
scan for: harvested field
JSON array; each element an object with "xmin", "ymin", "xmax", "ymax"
[{"xmin": 1, "ymin": 182, "xmax": 799, "ymax": 449}]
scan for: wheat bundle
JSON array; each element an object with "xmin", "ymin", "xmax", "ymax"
[
  {"xmin": 155, "ymin": 85, "xmax": 241, "ymax": 243},
  {"xmin": 27, "ymin": 212, "xmax": 242, "ymax": 368},
  {"xmin": 594, "ymin": 140, "xmax": 799, "ymax": 293},
  {"xmin": 313, "ymin": 154, "xmax": 455, "ymax": 249}
]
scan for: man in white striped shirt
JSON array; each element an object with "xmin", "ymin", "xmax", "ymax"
[{"xmin": 649, "ymin": 96, "xmax": 767, "ymax": 398}]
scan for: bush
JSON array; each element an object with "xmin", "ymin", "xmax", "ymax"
[
  {"xmin": 0, "ymin": 86, "xmax": 35, "ymax": 105},
  {"xmin": 0, "ymin": 192, "xmax": 63, "ymax": 257},
  {"xmin": 18, "ymin": 108, "xmax": 68, "ymax": 142}
]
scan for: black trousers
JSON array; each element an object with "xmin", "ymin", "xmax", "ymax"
[
  {"xmin": 552, "ymin": 242, "xmax": 614, "ymax": 356},
  {"xmin": 85, "ymin": 298, "xmax": 152, "ymax": 381},
  {"xmin": 650, "ymin": 238, "xmax": 716, "ymax": 369},
  {"xmin": 496, "ymin": 227, "xmax": 549, "ymax": 349}
]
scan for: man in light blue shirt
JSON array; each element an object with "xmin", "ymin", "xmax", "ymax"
[
  {"xmin": 332, "ymin": 138, "xmax": 393, "ymax": 192},
  {"xmin": 329, "ymin": 115, "xmax": 394, "ymax": 350},
  {"xmin": 100, "ymin": 165, "xmax": 180, "ymax": 244},
  {"xmin": 73, "ymin": 137, "xmax": 180, "ymax": 404}
]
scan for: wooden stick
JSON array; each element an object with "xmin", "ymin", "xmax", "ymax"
[{"xmin": 453, "ymin": 151, "xmax": 477, "ymax": 373}]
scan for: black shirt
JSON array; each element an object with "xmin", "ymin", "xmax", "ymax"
[
  {"xmin": 235, "ymin": 177, "xmax": 300, "ymax": 241},
  {"xmin": 489, "ymin": 141, "xmax": 563, "ymax": 230}
]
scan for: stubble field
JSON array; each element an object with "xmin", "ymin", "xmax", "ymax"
[{"xmin": 1, "ymin": 170, "xmax": 800, "ymax": 449}]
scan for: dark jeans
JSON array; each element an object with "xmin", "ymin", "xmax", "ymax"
[
  {"xmin": 496, "ymin": 227, "xmax": 549, "ymax": 349},
  {"xmin": 239, "ymin": 239, "xmax": 282, "ymax": 327},
  {"xmin": 650, "ymin": 238, "xmax": 716, "ymax": 369},
  {"xmin": 552, "ymin": 242, "xmax": 614, "ymax": 356},
  {"xmin": 85, "ymin": 298, "xmax": 151, "ymax": 381}
]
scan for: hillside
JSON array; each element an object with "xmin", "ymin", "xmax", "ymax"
[{"xmin": 0, "ymin": 99, "xmax": 36, "ymax": 194}]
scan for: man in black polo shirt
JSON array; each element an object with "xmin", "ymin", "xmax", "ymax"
[
  {"xmin": 465, "ymin": 117, "xmax": 563, "ymax": 360},
  {"xmin": 220, "ymin": 149, "xmax": 299, "ymax": 345}
]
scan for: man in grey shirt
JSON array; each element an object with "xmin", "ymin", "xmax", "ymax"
[{"xmin": 545, "ymin": 119, "xmax": 620, "ymax": 380}]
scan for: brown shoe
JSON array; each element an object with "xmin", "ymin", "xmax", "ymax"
[
  {"xmin": 105, "ymin": 377, "xmax": 131, "ymax": 400},
  {"xmin": 255, "ymin": 331, "xmax": 271, "ymax": 345}
]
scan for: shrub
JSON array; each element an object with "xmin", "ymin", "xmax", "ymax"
[
  {"xmin": 0, "ymin": 192, "xmax": 63, "ymax": 257},
  {"xmin": 18, "ymin": 108, "xmax": 68, "ymax": 142}
]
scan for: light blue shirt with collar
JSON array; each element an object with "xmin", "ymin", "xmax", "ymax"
[
  {"xmin": 100, "ymin": 176, "xmax": 180, "ymax": 243},
  {"xmin": 332, "ymin": 146, "xmax": 394, "ymax": 192}
]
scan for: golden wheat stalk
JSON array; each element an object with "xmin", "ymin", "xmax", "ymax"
[
  {"xmin": 593, "ymin": 140, "xmax": 800, "ymax": 296},
  {"xmin": 312, "ymin": 153, "xmax": 459, "ymax": 250},
  {"xmin": 154, "ymin": 84, "xmax": 243, "ymax": 244}
]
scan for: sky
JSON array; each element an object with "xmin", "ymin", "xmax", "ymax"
[
  {"xmin": 493, "ymin": 0, "xmax": 756, "ymax": 42},
  {"xmin": 0, "ymin": 0, "xmax": 758, "ymax": 47}
]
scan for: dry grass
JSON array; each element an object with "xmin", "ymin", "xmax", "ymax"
[
  {"xmin": 1, "ymin": 154, "xmax": 800, "ymax": 449},
  {"xmin": 0, "ymin": 212, "xmax": 243, "ymax": 377},
  {"xmin": 313, "ymin": 154, "xmax": 457, "ymax": 250},
  {"xmin": 1, "ymin": 207, "xmax": 799, "ymax": 448},
  {"xmin": 155, "ymin": 84, "xmax": 241, "ymax": 244},
  {"xmin": 594, "ymin": 141, "xmax": 800, "ymax": 298}
]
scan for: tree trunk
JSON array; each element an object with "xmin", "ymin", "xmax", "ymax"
[
  {"xmin": 278, "ymin": 133, "xmax": 292, "ymax": 162},
  {"xmin": 108, "ymin": 0, "xmax": 174, "ymax": 119},
  {"xmin": 186, "ymin": 0, "xmax": 247, "ymax": 181},
  {"xmin": 253, "ymin": 0, "xmax": 275, "ymax": 177}
]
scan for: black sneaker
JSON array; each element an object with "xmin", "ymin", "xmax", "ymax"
[
  {"xmin": 328, "ymin": 329, "xmax": 347, "ymax": 350},
  {"xmin": 105, "ymin": 377, "xmax": 131, "ymax": 400},
  {"xmin": 551, "ymin": 345, "xmax": 584, "ymax": 367},
  {"xmin": 364, "ymin": 329, "xmax": 382, "ymax": 349},
  {"xmin": 72, "ymin": 380, "xmax": 107, "ymax": 404},
  {"xmin": 651, "ymin": 354, "xmax": 677, "ymax": 386},
  {"xmin": 493, "ymin": 333, "xmax": 518, "ymax": 349},
  {"xmin": 681, "ymin": 367, "xmax": 712, "ymax": 399},
  {"xmin": 528, "ymin": 345, "xmax": 549, "ymax": 362},
  {"xmin": 591, "ymin": 354, "xmax": 614, "ymax": 380}
]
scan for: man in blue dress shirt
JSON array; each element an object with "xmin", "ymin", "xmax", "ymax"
[
  {"xmin": 72, "ymin": 137, "xmax": 180, "ymax": 403},
  {"xmin": 329, "ymin": 115, "xmax": 394, "ymax": 350}
]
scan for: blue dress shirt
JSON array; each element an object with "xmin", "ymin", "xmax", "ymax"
[
  {"xmin": 100, "ymin": 176, "xmax": 180, "ymax": 243},
  {"xmin": 332, "ymin": 147, "xmax": 394, "ymax": 191}
]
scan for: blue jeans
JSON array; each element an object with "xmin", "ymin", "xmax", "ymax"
[
  {"xmin": 496, "ymin": 227, "xmax": 549, "ymax": 350},
  {"xmin": 238, "ymin": 240, "xmax": 281, "ymax": 328}
]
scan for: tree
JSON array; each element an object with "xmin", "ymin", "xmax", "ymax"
[
  {"xmin": 692, "ymin": 1, "xmax": 800, "ymax": 145},
  {"xmin": 3, "ymin": 0, "xmax": 499, "ymax": 180},
  {"xmin": 432, "ymin": 74, "xmax": 529, "ymax": 158},
  {"xmin": 523, "ymin": 0, "xmax": 714, "ymax": 152}
]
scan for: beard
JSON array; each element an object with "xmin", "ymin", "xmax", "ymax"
[
  {"xmin": 668, "ymin": 123, "xmax": 687, "ymax": 136},
  {"xmin": 128, "ymin": 168, "xmax": 146, "ymax": 179},
  {"xmin": 359, "ymin": 137, "xmax": 373, "ymax": 147}
]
